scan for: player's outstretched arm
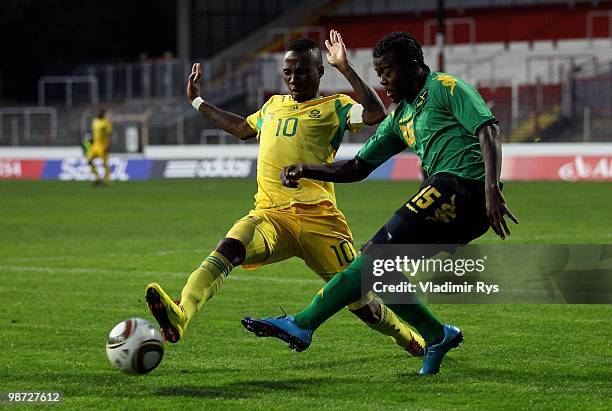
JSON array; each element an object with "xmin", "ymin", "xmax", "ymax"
[
  {"xmin": 281, "ymin": 158, "xmax": 375, "ymax": 188},
  {"xmin": 479, "ymin": 123, "xmax": 519, "ymax": 239},
  {"xmin": 188, "ymin": 63, "xmax": 257, "ymax": 140},
  {"xmin": 325, "ymin": 30, "xmax": 386, "ymax": 125}
]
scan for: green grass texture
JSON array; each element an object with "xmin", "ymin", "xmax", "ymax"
[{"xmin": 1, "ymin": 180, "xmax": 610, "ymax": 410}]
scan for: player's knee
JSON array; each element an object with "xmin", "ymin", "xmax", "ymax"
[
  {"xmin": 350, "ymin": 299, "xmax": 381, "ymax": 324},
  {"xmin": 215, "ymin": 238, "xmax": 247, "ymax": 266}
]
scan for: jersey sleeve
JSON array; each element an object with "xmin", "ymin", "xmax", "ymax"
[
  {"xmin": 330, "ymin": 95, "xmax": 365, "ymax": 151},
  {"xmin": 246, "ymin": 96, "xmax": 274, "ymax": 133},
  {"xmin": 355, "ymin": 113, "xmax": 408, "ymax": 168},
  {"xmin": 337, "ymin": 94, "xmax": 366, "ymax": 133},
  {"xmin": 432, "ymin": 74, "xmax": 497, "ymax": 136}
]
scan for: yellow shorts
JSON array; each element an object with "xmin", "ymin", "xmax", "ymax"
[
  {"xmin": 227, "ymin": 202, "xmax": 355, "ymax": 274},
  {"xmin": 86, "ymin": 144, "xmax": 108, "ymax": 161},
  {"xmin": 226, "ymin": 202, "xmax": 374, "ymax": 309}
]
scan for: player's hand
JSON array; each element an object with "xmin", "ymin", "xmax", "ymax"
[
  {"xmin": 485, "ymin": 185, "xmax": 518, "ymax": 240},
  {"xmin": 187, "ymin": 62, "xmax": 202, "ymax": 103},
  {"xmin": 280, "ymin": 164, "xmax": 305, "ymax": 188},
  {"xmin": 325, "ymin": 29, "xmax": 349, "ymax": 70}
]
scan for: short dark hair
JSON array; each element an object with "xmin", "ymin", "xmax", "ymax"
[
  {"xmin": 373, "ymin": 32, "xmax": 430, "ymax": 71},
  {"xmin": 286, "ymin": 38, "xmax": 323, "ymax": 66}
]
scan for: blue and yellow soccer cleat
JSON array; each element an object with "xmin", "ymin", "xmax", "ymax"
[
  {"xmin": 241, "ymin": 316, "xmax": 313, "ymax": 352},
  {"xmin": 419, "ymin": 324, "xmax": 463, "ymax": 376},
  {"xmin": 145, "ymin": 283, "xmax": 187, "ymax": 343}
]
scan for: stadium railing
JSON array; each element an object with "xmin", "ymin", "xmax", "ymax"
[
  {"xmin": 0, "ymin": 107, "xmax": 58, "ymax": 146},
  {"xmin": 24, "ymin": 0, "xmax": 612, "ymax": 146}
]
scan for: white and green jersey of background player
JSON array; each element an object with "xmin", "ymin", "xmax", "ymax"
[{"xmin": 357, "ymin": 72, "xmax": 497, "ymax": 179}]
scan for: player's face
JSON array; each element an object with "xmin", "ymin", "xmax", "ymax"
[
  {"xmin": 282, "ymin": 51, "xmax": 322, "ymax": 102},
  {"xmin": 374, "ymin": 54, "xmax": 417, "ymax": 103}
]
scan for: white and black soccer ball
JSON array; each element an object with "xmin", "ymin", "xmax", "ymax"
[{"xmin": 106, "ymin": 318, "xmax": 164, "ymax": 375}]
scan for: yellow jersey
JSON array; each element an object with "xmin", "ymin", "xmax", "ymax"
[
  {"xmin": 92, "ymin": 117, "xmax": 112, "ymax": 148},
  {"xmin": 246, "ymin": 94, "xmax": 365, "ymax": 210}
]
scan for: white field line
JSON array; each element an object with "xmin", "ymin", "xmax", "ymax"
[
  {"xmin": 1, "ymin": 249, "xmax": 207, "ymax": 262},
  {"xmin": 5, "ymin": 233, "xmax": 611, "ymax": 264},
  {"xmin": 3, "ymin": 233, "xmax": 611, "ymax": 263},
  {"xmin": 0, "ymin": 265, "xmax": 321, "ymax": 285},
  {"xmin": 0, "ymin": 265, "xmax": 576, "ymax": 304}
]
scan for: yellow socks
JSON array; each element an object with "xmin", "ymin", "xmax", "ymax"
[
  {"xmin": 366, "ymin": 303, "xmax": 425, "ymax": 356},
  {"xmin": 180, "ymin": 251, "xmax": 233, "ymax": 321}
]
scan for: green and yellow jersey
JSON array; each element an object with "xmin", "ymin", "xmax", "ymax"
[
  {"xmin": 247, "ymin": 94, "xmax": 365, "ymax": 209},
  {"xmin": 92, "ymin": 117, "xmax": 113, "ymax": 148},
  {"xmin": 358, "ymin": 72, "xmax": 496, "ymax": 181}
]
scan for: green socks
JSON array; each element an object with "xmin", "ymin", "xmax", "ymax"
[
  {"xmin": 293, "ymin": 252, "xmax": 445, "ymax": 345},
  {"xmin": 294, "ymin": 255, "xmax": 364, "ymax": 329}
]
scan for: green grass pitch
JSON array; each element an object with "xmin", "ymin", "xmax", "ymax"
[{"xmin": 1, "ymin": 179, "xmax": 610, "ymax": 410}]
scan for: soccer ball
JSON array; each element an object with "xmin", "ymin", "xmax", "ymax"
[{"xmin": 106, "ymin": 318, "xmax": 164, "ymax": 375}]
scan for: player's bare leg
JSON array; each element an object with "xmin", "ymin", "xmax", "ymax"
[
  {"xmin": 101, "ymin": 156, "xmax": 111, "ymax": 186},
  {"xmin": 88, "ymin": 159, "xmax": 101, "ymax": 187}
]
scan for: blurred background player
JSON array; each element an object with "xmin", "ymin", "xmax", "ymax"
[
  {"xmin": 145, "ymin": 31, "xmax": 426, "ymax": 357},
  {"xmin": 242, "ymin": 32, "xmax": 518, "ymax": 376},
  {"xmin": 87, "ymin": 109, "xmax": 113, "ymax": 186}
]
